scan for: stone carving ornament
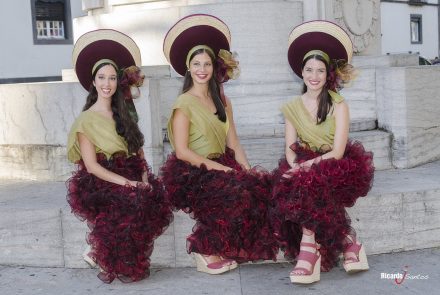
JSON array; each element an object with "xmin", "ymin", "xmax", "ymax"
[{"xmin": 333, "ymin": 0, "xmax": 379, "ymax": 53}]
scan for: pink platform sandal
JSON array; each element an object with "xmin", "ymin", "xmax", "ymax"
[
  {"xmin": 289, "ymin": 242, "xmax": 321, "ymax": 284},
  {"xmin": 221, "ymin": 258, "xmax": 238, "ymax": 271},
  {"xmin": 194, "ymin": 253, "xmax": 233, "ymax": 275},
  {"xmin": 343, "ymin": 236, "xmax": 369, "ymax": 273}
]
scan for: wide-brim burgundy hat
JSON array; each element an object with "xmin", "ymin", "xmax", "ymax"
[
  {"xmin": 288, "ymin": 20, "xmax": 353, "ymax": 77},
  {"xmin": 72, "ymin": 29, "xmax": 141, "ymax": 90},
  {"xmin": 163, "ymin": 14, "xmax": 231, "ymax": 76}
]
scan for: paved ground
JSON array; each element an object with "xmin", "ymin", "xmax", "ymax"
[{"xmin": 1, "ymin": 248, "xmax": 438, "ymax": 295}]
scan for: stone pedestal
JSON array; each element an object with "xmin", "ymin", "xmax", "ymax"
[{"xmin": 376, "ymin": 65, "xmax": 440, "ymax": 168}]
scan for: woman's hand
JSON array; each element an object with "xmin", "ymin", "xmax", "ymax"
[
  {"xmin": 282, "ymin": 156, "xmax": 322, "ymax": 178},
  {"xmin": 302, "ymin": 156, "xmax": 322, "ymax": 169},
  {"xmin": 125, "ymin": 180, "xmax": 152, "ymax": 190},
  {"xmin": 282, "ymin": 163, "xmax": 300, "ymax": 178},
  {"xmin": 222, "ymin": 166, "xmax": 234, "ymax": 172},
  {"xmin": 298, "ymin": 159, "xmax": 315, "ymax": 171}
]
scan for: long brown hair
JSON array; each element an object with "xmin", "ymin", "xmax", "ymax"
[
  {"xmin": 301, "ymin": 54, "xmax": 332, "ymax": 124},
  {"xmin": 182, "ymin": 48, "xmax": 227, "ymax": 122},
  {"xmin": 82, "ymin": 62, "xmax": 144, "ymax": 153}
]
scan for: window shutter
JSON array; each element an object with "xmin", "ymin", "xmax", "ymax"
[{"xmin": 35, "ymin": 0, "xmax": 65, "ymax": 21}]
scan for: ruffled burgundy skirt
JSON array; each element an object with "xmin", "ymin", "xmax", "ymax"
[
  {"xmin": 66, "ymin": 153, "xmax": 173, "ymax": 283},
  {"xmin": 270, "ymin": 141, "xmax": 374, "ymax": 271},
  {"xmin": 161, "ymin": 148, "xmax": 278, "ymax": 262}
]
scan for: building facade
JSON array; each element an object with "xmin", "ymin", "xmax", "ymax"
[
  {"xmin": 0, "ymin": 0, "xmax": 85, "ymax": 83},
  {"xmin": 381, "ymin": 0, "xmax": 440, "ymax": 60},
  {"xmin": 1, "ymin": 0, "xmax": 439, "ymax": 83}
]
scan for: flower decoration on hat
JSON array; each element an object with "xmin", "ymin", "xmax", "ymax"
[
  {"xmin": 216, "ymin": 49, "xmax": 240, "ymax": 83},
  {"xmin": 119, "ymin": 65, "xmax": 145, "ymax": 123},
  {"xmin": 119, "ymin": 65, "xmax": 145, "ymax": 100}
]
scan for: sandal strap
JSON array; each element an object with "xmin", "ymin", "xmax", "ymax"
[
  {"xmin": 345, "ymin": 242, "xmax": 362, "ymax": 254},
  {"xmin": 344, "ymin": 239, "xmax": 362, "ymax": 263},
  {"xmin": 291, "ymin": 267, "xmax": 312, "ymax": 276},
  {"xmin": 297, "ymin": 249, "xmax": 319, "ymax": 263},
  {"xmin": 300, "ymin": 242, "xmax": 318, "ymax": 248},
  {"xmin": 344, "ymin": 257, "xmax": 359, "ymax": 263}
]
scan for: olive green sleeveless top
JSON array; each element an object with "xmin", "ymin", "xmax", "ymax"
[
  {"xmin": 167, "ymin": 93, "xmax": 230, "ymax": 158},
  {"xmin": 281, "ymin": 95, "xmax": 344, "ymax": 152},
  {"xmin": 67, "ymin": 110, "xmax": 128, "ymax": 163}
]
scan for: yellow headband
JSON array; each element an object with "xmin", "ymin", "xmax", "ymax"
[
  {"xmin": 185, "ymin": 45, "xmax": 215, "ymax": 69},
  {"xmin": 303, "ymin": 50, "xmax": 330, "ymax": 64},
  {"xmin": 92, "ymin": 59, "xmax": 118, "ymax": 75}
]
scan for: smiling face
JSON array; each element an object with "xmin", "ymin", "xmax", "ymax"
[
  {"xmin": 93, "ymin": 64, "xmax": 118, "ymax": 100},
  {"xmin": 188, "ymin": 51, "xmax": 213, "ymax": 86},
  {"xmin": 301, "ymin": 57, "xmax": 327, "ymax": 92}
]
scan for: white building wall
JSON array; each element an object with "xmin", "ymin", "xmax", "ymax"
[
  {"xmin": 381, "ymin": 1, "xmax": 439, "ymax": 59},
  {"xmin": 0, "ymin": 1, "xmax": 85, "ymax": 81}
]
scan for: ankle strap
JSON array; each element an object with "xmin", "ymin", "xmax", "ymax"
[
  {"xmin": 297, "ymin": 248, "xmax": 320, "ymax": 262},
  {"xmin": 300, "ymin": 242, "xmax": 319, "ymax": 249},
  {"xmin": 345, "ymin": 241, "xmax": 362, "ymax": 253},
  {"xmin": 346, "ymin": 235, "xmax": 357, "ymax": 244}
]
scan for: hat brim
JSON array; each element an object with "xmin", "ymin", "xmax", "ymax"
[
  {"xmin": 72, "ymin": 29, "xmax": 141, "ymax": 90},
  {"xmin": 287, "ymin": 20, "xmax": 353, "ymax": 78},
  {"xmin": 163, "ymin": 14, "xmax": 231, "ymax": 76}
]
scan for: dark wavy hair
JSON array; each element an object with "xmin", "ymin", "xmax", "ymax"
[
  {"xmin": 82, "ymin": 62, "xmax": 144, "ymax": 153},
  {"xmin": 182, "ymin": 48, "xmax": 227, "ymax": 122},
  {"xmin": 301, "ymin": 54, "xmax": 332, "ymax": 124}
]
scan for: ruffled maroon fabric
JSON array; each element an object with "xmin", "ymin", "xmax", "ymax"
[
  {"xmin": 66, "ymin": 153, "xmax": 173, "ymax": 283},
  {"xmin": 270, "ymin": 141, "xmax": 374, "ymax": 271},
  {"xmin": 161, "ymin": 148, "xmax": 278, "ymax": 262}
]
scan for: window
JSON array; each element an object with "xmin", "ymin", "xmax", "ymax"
[
  {"xmin": 410, "ymin": 14, "xmax": 422, "ymax": 44},
  {"xmin": 31, "ymin": 0, "xmax": 72, "ymax": 44},
  {"xmin": 36, "ymin": 20, "xmax": 65, "ymax": 39}
]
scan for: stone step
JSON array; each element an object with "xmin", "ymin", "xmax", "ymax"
[
  {"xmin": 0, "ymin": 160, "xmax": 438, "ymax": 269},
  {"xmin": 157, "ymin": 73, "xmax": 377, "ymax": 128},
  {"xmin": 236, "ymin": 120, "xmax": 377, "ymax": 140},
  {"xmin": 164, "ymin": 129, "xmax": 391, "ymax": 171},
  {"xmin": 239, "ymin": 129, "xmax": 392, "ymax": 171}
]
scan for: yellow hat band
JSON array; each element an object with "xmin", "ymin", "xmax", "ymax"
[
  {"xmin": 92, "ymin": 59, "xmax": 118, "ymax": 75},
  {"xmin": 185, "ymin": 45, "xmax": 215, "ymax": 69},
  {"xmin": 303, "ymin": 50, "xmax": 330, "ymax": 64}
]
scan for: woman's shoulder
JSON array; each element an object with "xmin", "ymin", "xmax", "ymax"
[
  {"xmin": 71, "ymin": 110, "xmax": 90, "ymax": 126},
  {"xmin": 173, "ymin": 93, "xmax": 195, "ymax": 107},
  {"xmin": 177, "ymin": 92, "xmax": 195, "ymax": 102},
  {"xmin": 75, "ymin": 109, "xmax": 96, "ymax": 120},
  {"xmin": 333, "ymin": 99, "xmax": 349, "ymax": 112},
  {"xmin": 329, "ymin": 90, "xmax": 345, "ymax": 104},
  {"xmin": 71, "ymin": 110, "xmax": 107, "ymax": 130}
]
